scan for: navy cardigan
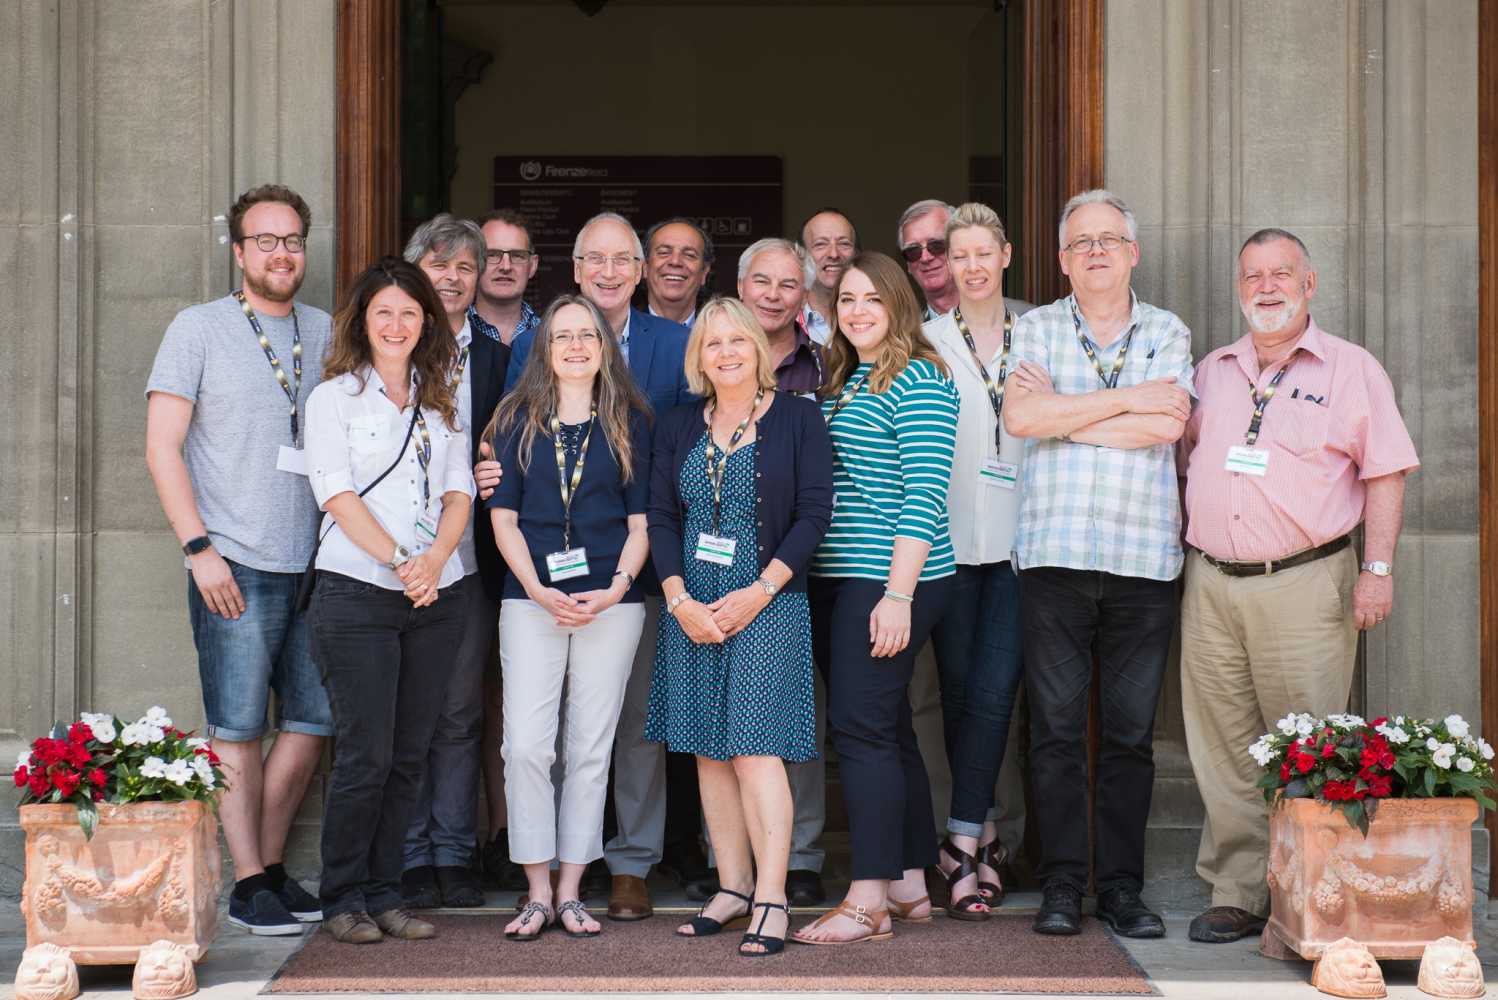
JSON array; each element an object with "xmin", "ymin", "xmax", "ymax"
[{"xmin": 648, "ymin": 391, "xmax": 834, "ymax": 592}]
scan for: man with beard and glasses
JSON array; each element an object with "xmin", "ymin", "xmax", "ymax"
[
  {"xmin": 1177, "ymin": 228, "xmax": 1418, "ymax": 945},
  {"xmin": 145, "ymin": 184, "xmax": 332, "ymax": 936},
  {"xmin": 644, "ymin": 217, "xmax": 713, "ymax": 327}
]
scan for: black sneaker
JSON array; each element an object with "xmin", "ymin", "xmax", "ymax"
[
  {"xmin": 786, "ymin": 869, "xmax": 827, "ymax": 907},
  {"xmin": 228, "ymin": 888, "xmax": 304, "ymax": 936},
  {"xmin": 401, "ymin": 865, "xmax": 442, "ymax": 909},
  {"xmin": 1033, "ymin": 882, "xmax": 1083, "ymax": 936},
  {"xmin": 436, "ymin": 865, "xmax": 485, "ymax": 908},
  {"xmin": 580, "ymin": 858, "xmax": 611, "ymax": 900},
  {"xmin": 481, "ymin": 834, "xmax": 527, "ymax": 891},
  {"xmin": 1096, "ymin": 886, "xmax": 1166, "ymax": 939},
  {"xmin": 276, "ymin": 877, "xmax": 323, "ymax": 922}
]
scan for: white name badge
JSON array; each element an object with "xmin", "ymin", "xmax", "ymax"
[
  {"xmin": 980, "ymin": 459, "xmax": 1019, "ymax": 490},
  {"xmin": 276, "ymin": 446, "xmax": 307, "ymax": 476},
  {"xmin": 694, "ymin": 533, "xmax": 737, "ymax": 566},
  {"xmin": 415, "ymin": 508, "xmax": 439, "ymax": 546},
  {"xmin": 545, "ymin": 547, "xmax": 589, "ymax": 582},
  {"xmin": 1224, "ymin": 446, "xmax": 1270, "ymax": 477}
]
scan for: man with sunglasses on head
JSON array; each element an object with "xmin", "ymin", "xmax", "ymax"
[{"xmin": 145, "ymin": 184, "xmax": 331, "ymax": 936}]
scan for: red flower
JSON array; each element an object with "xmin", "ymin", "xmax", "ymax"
[
  {"xmin": 67, "ymin": 721, "xmax": 91, "ymax": 744},
  {"xmin": 1322, "ymin": 780, "xmax": 1349, "ymax": 801},
  {"xmin": 13, "ymin": 766, "xmax": 26, "ymax": 789},
  {"xmin": 53, "ymin": 770, "xmax": 81, "ymax": 798},
  {"xmin": 1279, "ymin": 761, "xmax": 1292, "ymax": 782},
  {"xmin": 1295, "ymin": 753, "xmax": 1316, "ymax": 774},
  {"xmin": 86, "ymin": 769, "xmax": 106, "ymax": 789},
  {"xmin": 92, "ymin": 788, "xmax": 104, "ymax": 801},
  {"xmin": 1371, "ymin": 716, "xmax": 1389, "ymax": 727},
  {"xmin": 28, "ymin": 770, "xmax": 51, "ymax": 796},
  {"xmin": 1367, "ymin": 774, "xmax": 1393, "ymax": 798},
  {"xmin": 65, "ymin": 741, "xmax": 92, "ymax": 767},
  {"xmin": 1321, "ymin": 743, "xmax": 1337, "ymax": 759}
]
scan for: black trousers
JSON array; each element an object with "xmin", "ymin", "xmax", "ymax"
[
  {"xmin": 310, "ymin": 571, "xmax": 466, "ymax": 918},
  {"xmin": 1018, "ymin": 566, "xmax": 1175, "ymax": 894},
  {"xmin": 810, "ymin": 575, "xmax": 950, "ymax": 881}
]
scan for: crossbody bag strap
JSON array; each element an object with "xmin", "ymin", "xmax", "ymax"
[{"xmin": 314, "ymin": 404, "xmax": 422, "ymax": 547}]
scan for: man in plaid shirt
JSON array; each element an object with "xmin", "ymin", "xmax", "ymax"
[{"xmin": 1003, "ymin": 189, "xmax": 1194, "ymax": 940}]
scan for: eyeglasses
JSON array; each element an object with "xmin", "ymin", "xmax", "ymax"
[
  {"xmin": 1063, "ymin": 234, "xmax": 1131, "ymax": 255},
  {"xmin": 551, "ymin": 330, "xmax": 601, "ymax": 346},
  {"xmin": 900, "ymin": 239, "xmax": 947, "ymax": 263},
  {"xmin": 486, "ymin": 248, "xmax": 534, "ymax": 264},
  {"xmin": 242, "ymin": 233, "xmax": 306, "ymax": 253},
  {"xmin": 576, "ymin": 252, "xmax": 640, "ymax": 270}
]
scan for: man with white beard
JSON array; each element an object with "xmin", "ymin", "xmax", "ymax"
[{"xmin": 1177, "ymin": 228, "xmax": 1418, "ymax": 944}]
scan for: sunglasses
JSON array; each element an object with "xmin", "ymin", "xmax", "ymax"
[{"xmin": 900, "ymin": 239, "xmax": 947, "ymax": 263}]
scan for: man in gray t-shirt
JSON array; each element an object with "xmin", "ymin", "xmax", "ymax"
[{"xmin": 145, "ymin": 184, "xmax": 332, "ymax": 937}]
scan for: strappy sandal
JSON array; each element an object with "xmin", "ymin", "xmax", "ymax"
[
  {"xmin": 738, "ymin": 901, "xmax": 789, "ymax": 957},
  {"xmin": 556, "ymin": 899, "xmax": 600, "ymax": 938},
  {"xmin": 938, "ymin": 837, "xmax": 991, "ymax": 922},
  {"xmin": 887, "ymin": 893, "xmax": 933, "ymax": 924},
  {"xmin": 978, "ymin": 839, "xmax": 1007, "ymax": 906},
  {"xmin": 676, "ymin": 887, "xmax": 753, "ymax": 937},
  {"xmin": 505, "ymin": 899, "xmax": 553, "ymax": 942},
  {"xmin": 789, "ymin": 900, "xmax": 892, "ymax": 946}
]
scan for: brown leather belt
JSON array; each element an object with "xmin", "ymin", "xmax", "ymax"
[{"xmin": 1199, "ymin": 535, "xmax": 1350, "ymax": 578}]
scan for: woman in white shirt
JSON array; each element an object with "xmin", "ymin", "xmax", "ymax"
[
  {"xmin": 303, "ymin": 256, "xmax": 476, "ymax": 945},
  {"xmin": 922, "ymin": 203, "xmax": 1026, "ymax": 921}
]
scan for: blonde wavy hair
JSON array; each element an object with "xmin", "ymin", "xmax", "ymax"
[
  {"xmin": 684, "ymin": 297, "xmax": 777, "ymax": 399},
  {"xmin": 820, "ymin": 251, "xmax": 947, "ymax": 398}
]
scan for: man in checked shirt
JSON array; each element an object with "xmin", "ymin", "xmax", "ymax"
[{"xmin": 1177, "ymin": 228, "xmax": 1417, "ymax": 944}]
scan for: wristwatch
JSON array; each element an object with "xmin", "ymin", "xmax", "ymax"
[
  {"xmin": 613, "ymin": 570, "xmax": 635, "ymax": 588},
  {"xmin": 388, "ymin": 544, "xmax": 412, "ymax": 570},
  {"xmin": 667, "ymin": 592, "xmax": 693, "ymax": 614},
  {"xmin": 181, "ymin": 535, "xmax": 212, "ymax": 557},
  {"xmin": 1360, "ymin": 560, "xmax": 1392, "ymax": 577},
  {"xmin": 755, "ymin": 576, "xmax": 779, "ymax": 597}
]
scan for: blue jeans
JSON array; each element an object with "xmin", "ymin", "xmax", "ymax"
[
  {"xmin": 187, "ymin": 559, "xmax": 332, "ymax": 742},
  {"xmin": 929, "ymin": 561, "xmax": 1024, "ymax": 837}
]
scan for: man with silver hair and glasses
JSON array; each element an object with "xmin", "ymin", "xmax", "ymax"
[
  {"xmin": 1003, "ymin": 189, "xmax": 1194, "ymax": 939},
  {"xmin": 1178, "ymin": 228, "xmax": 1417, "ymax": 944},
  {"xmin": 400, "ymin": 213, "xmax": 512, "ymax": 910}
]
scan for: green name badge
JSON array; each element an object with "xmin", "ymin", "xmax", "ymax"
[
  {"xmin": 980, "ymin": 459, "xmax": 1019, "ymax": 490},
  {"xmin": 1224, "ymin": 446, "xmax": 1270, "ymax": 477},
  {"xmin": 545, "ymin": 547, "xmax": 589, "ymax": 582},
  {"xmin": 694, "ymin": 532, "xmax": 737, "ymax": 566}
]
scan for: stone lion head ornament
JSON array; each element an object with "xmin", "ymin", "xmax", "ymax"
[
  {"xmin": 13, "ymin": 942, "xmax": 79, "ymax": 1000},
  {"xmin": 131, "ymin": 940, "xmax": 196, "ymax": 1000},
  {"xmin": 1417, "ymin": 936, "xmax": 1484, "ymax": 998},
  {"xmin": 1311, "ymin": 937, "xmax": 1387, "ymax": 999}
]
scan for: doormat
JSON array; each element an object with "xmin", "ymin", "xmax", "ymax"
[{"xmin": 264, "ymin": 912, "xmax": 1157, "ymax": 994}]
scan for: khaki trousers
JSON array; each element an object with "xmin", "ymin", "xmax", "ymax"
[{"xmin": 1180, "ymin": 546, "xmax": 1359, "ymax": 915}]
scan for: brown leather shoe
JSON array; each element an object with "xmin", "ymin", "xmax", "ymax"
[
  {"xmin": 325, "ymin": 911, "xmax": 382, "ymax": 944},
  {"xmin": 371, "ymin": 907, "xmax": 438, "ymax": 940},
  {"xmin": 607, "ymin": 874, "xmax": 653, "ymax": 921},
  {"xmin": 1188, "ymin": 905, "xmax": 1266, "ymax": 943}
]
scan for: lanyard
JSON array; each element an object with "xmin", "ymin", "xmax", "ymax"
[
  {"xmin": 233, "ymin": 290, "xmax": 302, "ymax": 444},
  {"xmin": 412, "ymin": 410, "xmax": 433, "ymax": 507},
  {"xmin": 954, "ymin": 307, "xmax": 1014, "ymax": 454},
  {"xmin": 450, "ymin": 344, "xmax": 470, "ymax": 394},
  {"xmin": 551, "ymin": 409, "xmax": 597, "ymax": 550},
  {"xmin": 1071, "ymin": 306, "xmax": 1135, "ymax": 389},
  {"xmin": 1244, "ymin": 355, "xmax": 1298, "ymax": 446},
  {"xmin": 703, "ymin": 390, "xmax": 763, "ymax": 534},
  {"xmin": 825, "ymin": 368, "xmax": 872, "ymax": 422}
]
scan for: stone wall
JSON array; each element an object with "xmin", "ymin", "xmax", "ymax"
[{"xmin": 0, "ymin": 0, "xmax": 338, "ymax": 895}]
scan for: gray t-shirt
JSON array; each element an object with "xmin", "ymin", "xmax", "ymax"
[{"xmin": 146, "ymin": 294, "xmax": 332, "ymax": 573}]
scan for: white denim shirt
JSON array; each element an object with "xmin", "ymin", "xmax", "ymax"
[
  {"xmin": 924, "ymin": 309, "xmax": 1025, "ymax": 566},
  {"xmin": 305, "ymin": 366, "xmax": 476, "ymax": 591}
]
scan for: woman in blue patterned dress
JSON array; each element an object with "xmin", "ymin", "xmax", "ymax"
[{"xmin": 645, "ymin": 297, "xmax": 833, "ymax": 957}]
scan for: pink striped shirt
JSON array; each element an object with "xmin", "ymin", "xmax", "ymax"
[{"xmin": 1180, "ymin": 318, "xmax": 1418, "ymax": 562}]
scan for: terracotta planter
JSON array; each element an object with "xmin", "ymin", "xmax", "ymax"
[
  {"xmin": 18, "ymin": 800, "xmax": 221, "ymax": 965},
  {"xmin": 1263, "ymin": 797, "xmax": 1477, "ymax": 961}
]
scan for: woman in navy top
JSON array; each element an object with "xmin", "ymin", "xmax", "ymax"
[{"xmin": 483, "ymin": 294, "xmax": 651, "ymax": 941}]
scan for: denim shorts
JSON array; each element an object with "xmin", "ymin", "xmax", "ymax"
[{"xmin": 187, "ymin": 558, "xmax": 333, "ymax": 741}]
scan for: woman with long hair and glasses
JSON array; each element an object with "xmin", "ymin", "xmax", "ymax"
[
  {"xmin": 790, "ymin": 252, "xmax": 959, "ymax": 946},
  {"xmin": 304, "ymin": 256, "xmax": 474, "ymax": 944},
  {"xmin": 483, "ymin": 294, "xmax": 652, "ymax": 941}
]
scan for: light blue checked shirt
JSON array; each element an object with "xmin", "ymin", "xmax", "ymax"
[{"xmin": 1010, "ymin": 293, "xmax": 1195, "ymax": 582}]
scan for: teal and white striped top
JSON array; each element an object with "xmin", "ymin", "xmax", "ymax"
[{"xmin": 810, "ymin": 359, "xmax": 960, "ymax": 582}]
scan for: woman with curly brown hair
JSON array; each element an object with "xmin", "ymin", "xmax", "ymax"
[{"xmin": 303, "ymin": 256, "xmax": 475, "ymax": 945}]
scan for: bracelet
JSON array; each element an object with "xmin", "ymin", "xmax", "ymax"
[
  {"xmin": 613, "ymin": 569, "xmax": 635, "ymax": 587},
  {"xmin": 883, "ymin": 588, "xmax": 914, "ymax": 604},
  {"xmin": 667, "ymin": 592, "xmax": 693, "ymax": 614}
]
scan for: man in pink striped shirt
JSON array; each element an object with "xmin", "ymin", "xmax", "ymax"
[{"xmin": 1177, "ymin": 228, "xmax": 1418, "ymax": 944}]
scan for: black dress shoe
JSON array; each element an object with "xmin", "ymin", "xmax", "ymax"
[
  {"xmin": 481, "ymin": 832, "xmax": 528, "ymax": 891},
  {"xmin": 400, "ymin": 865, "xmax": 442, "ymax": 910},
  {"xmin": 785, "ymin": 869, "xmax": 827, "ymax": 907},
  {"xmin": 1096, "ymin": 886, "xmax": 1166, "ymax": 938},
  {"xmin": 660, "ymin": 845, "xmax": 718, "ymax": 901},
  {"xmin": 1188, "ymin": 905, "xmax": 1266, "ymax": 943},
  {"xmin": 580, "ymin": 858, "xmax": 611, "ymax": 900},
  {"xmin": 436, "ymin": 865, "xmax": 485, "ymax": 908},
  {"xmin": 1033, "ymin": 882, "xmax": 1083, "ymax": 936}
]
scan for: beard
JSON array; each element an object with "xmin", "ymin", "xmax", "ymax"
[
  {"xmin": 1242, "ymin": 290, "xmax": 1302, "ymax": 334},
  {"xmin": 243, "ymin": 263, "xmax": 302, "ymax": 303}
]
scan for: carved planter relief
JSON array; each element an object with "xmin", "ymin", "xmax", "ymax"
[
  {"xmin": 18, "ymin": 801, "xmax": 220, "ymax": 966},
  {"xmin": 1263, "ymin": 797, "xmax": 1477, "ymax": 961}
]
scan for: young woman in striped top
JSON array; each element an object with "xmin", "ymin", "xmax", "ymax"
[{"xmin": 791, "ymin": 252, "xmax": 959, "ymax": 946}]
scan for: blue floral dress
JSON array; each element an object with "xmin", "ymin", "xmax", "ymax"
[{"xmin": 645, "ymin": 433, "xmax": 818, "ymax": 762}]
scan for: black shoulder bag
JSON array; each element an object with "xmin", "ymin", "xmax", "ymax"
[{"xmin": 296, "ymin": 405, "xmax": 421, "ymax": 612}]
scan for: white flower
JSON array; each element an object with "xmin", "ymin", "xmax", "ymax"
[
  {"xmin": 1457, "ymin": 757, "xmax": 1476, "ymax": 773},
  {"xmin": 1445, "ymin": 715, "xmax": 1470, "ymax": 739},
  {"xmin": 1376, "ymin": 723, "xmax": 1410, "ymax": 745},
  {"xmin": 1277, "ymin": 715, "xmax": 1299, "ymax": 736},
  {"xmin": 1328, "ymin": 714, "xmax": 1366, "ymax": 730},
  {"xmin": 143, "ymin": 706, "xmax": 173, "ymax": 729},
  {"xmin": 1433, "ymin": 744, "xmax": 1456, "ymax": 770},
  {"xmin": 80, "ymin": 712, "xmax": 117, "ymax": 744},
  {"xmin": 141, "ymin": 725, "xmax": 165, "ymax": 744},
  {"xmin": 1479, "ymin": 739, "xmax": 1494, "ymax": 761},
  {"xmin": 162, "ymin": 760, "xmax": 193, "ymax": 786},
  {"xmin": 186, "ymin": 737, "xmax": 210, "ymax": 751},
  {"xmin": 191, "ymin": 757, "xmax": 216, "ymax": 787},
  {"xmin": 120, "ymin": 722, "xmax": 153, "ymax": 747},
  {"xmin": 1428, "ymin": 737, "xmax": 1443, "ymax": 752},
  {"xmin": 16, "ymin": 750, "xmax": 32, "ymax": 771},
  {"xmin": 1248, "ymin": 738, "xmax": 1277, "ymax": 767},
  {"xmin": 140, "ymin": 756, "xmax": 168, "ymax": 779},
  {"xmin": 1394, "ymin": 715, "xmax": 1406, "ymax": 726},
  {"xmin": 1295, "ymin": 716, "xmax": 1317, "ymax": 738}
]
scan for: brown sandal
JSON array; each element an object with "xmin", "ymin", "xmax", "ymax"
[
  {"xmin": 790, "ymin": 901, "xmax": 893, "ymax": 945},
  {"xmin": 937, "ymin": 837, "xmax": 991, "ymax": 921},
  {"xmin": 978, "ymin": 840, "xmax": 1007, "ymax": 905},
  {"xmin": 887, "ymin": 893, "xmax": 932, "ymax": 924}
]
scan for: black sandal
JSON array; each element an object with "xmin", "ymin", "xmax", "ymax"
[
  {"xmin": 556, "ymin": 899, "xmax": 600, "ymax": 938},
  {"xmin": 937, "ymin": 837, "xmax": 990, "ymax": 921},
  {"xmin": 978, "ymin": 839, "xmax": 1007, "ymax": 906},
  {"xmin": 676, "ymin": 887, "xmax": 753, "ymax": 937},
  {"xmin": 505, "ymin": 900, "xmax": 553, "ymax": 941},
  {"xmin": 739, "ymin": 901, "xmax": 789, "ymax": 957}
]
